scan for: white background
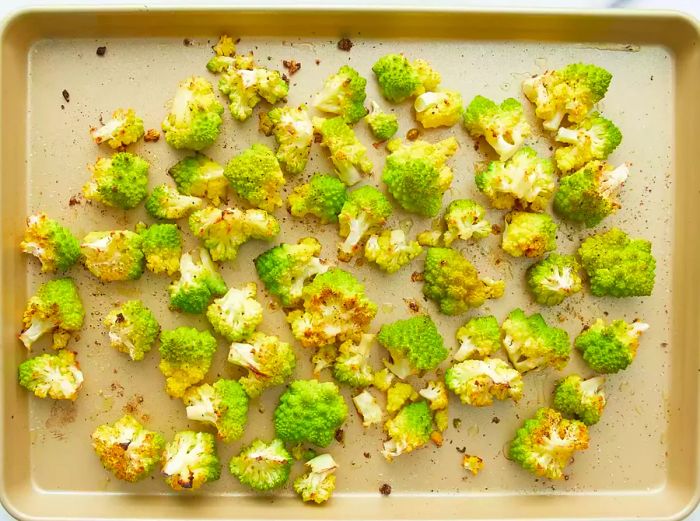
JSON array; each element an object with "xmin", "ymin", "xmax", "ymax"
[{"xmin": 0, "ymin": 0, "xmax": 697, "ymax": 520}]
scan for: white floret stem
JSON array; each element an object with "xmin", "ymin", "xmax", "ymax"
[
  {"xmin": 630, "ymin": 321, "xmax": 650, "ymax": 338},
  {"xmin": 599, "ymin": 163, "xmax": 629, "ymax": 196},
  {"xmin": 555, "ymin": 127, "xmax": 581, "ymax": 144},
  {"xmin": 172, "ymin": 86, "xmax": 194, "ymax": 124},
  {"xmin": 454, "ymin": 337, "xmax": 477, "ymax": 362},
  {"xmin": 340, "ymin": 215, "xmax": 369, "ymax": 255},
  {"xmin": 228, "ymin": 342, "xmax": 266, "ymax": 375},
  {"xmin": 19, "ymin": 318, "xmax": 54, "ymax": 348},
  {"xmin": 185, "ymin": 398, "xmax": 219, "ymax": 425},
  {"xmin": 91, "ymin": 118, "xmax": 124, "ymax": 142},
  {"xmin": 580, "ymin": 375, "xmax": 605, "ymax": 396}
]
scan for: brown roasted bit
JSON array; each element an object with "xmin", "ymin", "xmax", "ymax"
[
  {"xmin": 313, "ymin": 132, "xmax": 323, "ymax": 143},
  {"xmin": 379, "ymin": 483, "xmax": 392, "ymax": 496},
  {"xmin": 183, "ymin": 38, "xmax": 193, "ymax": 46},
  {"xmin": 406, "ymin": 128, "xmax": 420, "ymax": 141},
  {"xmin": 62, "ymin": 90, "xmax": 70, "ymax": 102},
  {"xmin": 404, "ymin": 298, "xmax": 420, "ymax": 313},
  {"xmin": 491, "ymin": 224, "xmax": 502, "ymax": 235},
  {"xmin": 144, "ymin": 129, "xmax": 160, "ymax": 142},
  {"xmin": 69, "ymin": 194, "xmax": 83, "ymax": 206},
  {"xmin": 411, "ymin": 271, "xmax": 424, "ymax": 282},
  {"xmin": 96, "ymin": 46, "xmax": 106, "ymax": 56},
  {"xmin": 430, "ymin": 431, "xmax": 443, "ymax": 447},
  {"xmin": 334, "ymin": 428, "xmax": 345, "ymax": 444},
  {"xmin": 337, "ymin": 38, "xmax": 353, "ymax": 51},
  {"xmin": 283, "ymin": 59, "xmax": 301, "ymax": 75}
]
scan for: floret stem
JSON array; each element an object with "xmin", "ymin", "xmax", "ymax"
[
  {"xmin": 339, "ymin": 214, "xmax": 370, "ymax": 256},
  {"xmin": 555, "ymin": 127, "xmax": 580, "ymax": 145},
  {"xmin": 228, "ymin": 343, "xmax": 268, "ymax": 376},
  {"xmin": 540, "ymin": 266, "xmax": 575, "ymax": 293},
  {"xmin": 19, "ymin": 318, "xmax": 54, "ymax": 348},
  {"xmin": 599, "ymin": 164, "xmax": 629, "ymax": 197},
  {"xmin": 579, "ymin": 376, "xmax": 605, "ymax": 395},
  {"xmin": 185, "ymin": 396, "xmax": 218, "ymax": 424}
]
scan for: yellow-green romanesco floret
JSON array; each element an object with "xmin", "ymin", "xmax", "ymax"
[
  {"xmin": 442, "ymin": 199, "xmax": 491, "ymax": 246},
  {"xmin": 90, "ymin": 108, "xmax": 145, "ymax": 149},
  {"xmin": 20, "ymin": 213, "xmax": 80, "ymax": 273},
  {"xmin": 224, "ymin": 143, "xmax": 285, "ymax": 212},
  {"xmin": 414, "ymin": 90, "xmax": 463, "ymax": 128},
  {"xmin": 382, "ymin": 400, "xmax": 433, "ymax": 461},
  {"xmin": 337, "ymin": 185, "xmax": 393, "ymax": 261},
  {"xmin": 103, "ymin": 300, "xmax": 160, "ymax": 361},
  {"xmin": 372, "ymin": 367, "xmax": 395, "ymax": 391},
  {"xmin": 287, "ymin": 174, "xmax": 348, "ymax": 224},
  {"xmin": 228, "ymin": 332, "xmax": 296, "ymax": 398},
  {"xmin": 83, "ymin": 152, "xmax": 149, "ymax": 209},
  {"xmin": 365, "ymin": 101, "xmax": 399, "ymax": 141},
  {"xmin": 526, "ymin": 253, "xmax": 582, "ymax": 306},
  {"xmin": 445, "ymin": 358, "xmax": 523, "ymax": 406},
  {"xmin": 80, "ymin": 230, "xmax": 144, "ymax": 282},
  {"xmin": 18, "ymin": 350, "xmax": 83, "ymax": 400},
  {"xmin": 161, "ymin": 430, "xmax": 221, "ymax": 491},
  {"xmin": 575, "ymin": 318, "xmax": 649, "ymax": 374},
  {"xmin": 386, "ymin": 381, "xmax": 418, "ymax": 414},
  {"xmin": 293, "ymin": 453, "xmax": 338, "ymax": 504},
  {"xmin": 259, "ymin": 104, "xmax": 314, "ymax": 175},
  {"xmin": 418, "ymin": 380, "xmax": 448, "ymax": 411},
  {"xmin": 463, "ymin": 95, "xmax": 531, "ymax": 160},
  {"xmin": 219, "ymin": 65, "xmax": 288, "ymax": 122},
  {"xmin": 184, "ymin": 379, "xmax": 249, "ymax": 442},
  {"xmin": 212, "ymin": 34, "xmax": 236, "ymax": 57},
  {"xmin": 313, "ymin": 116, "xmax": 373, "ymax": 186},
  {"xmin": 502, "ymin": 211, "xmax": 557, "ymax": 258},
  {"xmin": 501, "ymin": 308, "xmax": 570, "ymax": 372},
  {"xmin": 333, "ymin": 333, "xmax": 375, "ymax": 388},
  {"xmin": 205, "ymin": 283, "xmax": 263, "ymax": 342},
  {"xmin": 455, "ymin": 315, "xmax": 501, "ymax": 361},
  {"xmin": 553, "ymin": 374, "xmax": 606, "ymax": 426},
  {"xmin": 169, "ymin": 248, "xmax": 227, "ymax": 314},
  {"xmin": 136, "ymin": 222, "xmax": 182, "ymax": 276},
  {"xmin": 352, "ymin": 390, "xmax": 383, "ymax": 427},
  {"xmin": 145, "ymin": 184, "xmax": 204, "ymax": 220},
  {"xmin": 168, "ymin": 153, "xmax": 228, "ymax": 206},
  {"xmin": 364, "ymin": 229, "xmax": 423, "ymax": 274},
  {"xmin": 313, "ymin": 65, "xmax": 368, "ymax": 124},
  {"xmin": 229, "ymin": 438, "xmax": 292, "ymax": 491},
  {"xmin": 554, "ymin": 112, "xmax": 622, "ymax": 173},
  {"xmin": 158, "ymin": 326, "xmax": 217, "ymax": 397},
  {"xmin": 371, "ymin": 54, "xmax": 440, "ymax": 103},
  {"xmin": 378, "ymin": 315, "xmax": 448, "ymax": 378}
]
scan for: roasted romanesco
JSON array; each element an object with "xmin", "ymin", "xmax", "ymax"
[
  {"xmin": 554, "ymin": 112, "xmax": 622, "ymax": 174},
  {"xmin": 219, "ymin": 64, "xmax": 288, "ymax": 122},
  {"xmin": 205, "ymin": 283, "xmax": 263, "ymax": 342},
  {"xmin": 20, "ymin": 213, "xmax": 80, "ymax": 273},
  {"xmin": 575, "ymin": 318, "xmax": 649, "ymax": 374},
  {"xmin": 18, "ymin": 350, "xmax": 83, "ymax": 400},
  {"xmin": 377, "ymin": 315, "xmax": 448, "ymax": 378},
  {"xmin": 414, "ymin": 90, "xmax": 463, "ymax": 128},
  {"xmin": 184, "ymin": 379, "xmax": 249, "ymax": 442},
  {"xmin": 333, "ymin": 333, "xmax": 375, "ymax": 388},
  {"xmin": 293, "ymin": 454, "xmax": 338, "ymax": 504},
  {"xmin": 365, "ymin": 101, "xmax": 399, "ymax": 140},
  {"xmin": 90, "ymin": 108, "xmax": 145, "ymax": 149},
  {"xmin": 337, "ymin": 185, "xmax": 393, "ymax": 261},
  {"xmin": 168, "ymin": 153, "xmax": 228, "ymax": 205},
  {"xmin": 364, "ymin": 229, "xmax": 423, "ymax": 274},
  {"xmin": 83, "ymin": 152, "xmax": 149, "ymax": 209},
  {"xmin": 80, "ymin": 230, "xmax": 144, "ymax": 282},
  {"xmin": 501, "ymin": 211, "xmax": 557, "ymax": 258},
  {"xmin": 501, "ymin": 308, "xmax": 570, "ymax": 372},
  {"xmin": 526, "ymin": 253, "xmax": 582, "ymax": 306},
  {"xmin": 136, "ymin": 222, "xmax": 182, "ymax": 276},
  {"xmin": 553, "ymin": 374, "xmax": 606, "ymax": 426},
  {"xmin": 382, "ymin": 400, "xmax": 433, "ymax": 461},
  {"xmin": 287, "ymin": 174, "xmax": 348, "ymax": 224},
  {"xmin": 229, "ymin": 438, "xmax": 292, "ymax": 491},
  {"xmin": 161, "ymin": 431, "xmax": 221, "ymax": 491},
  {"xmin": 158, "ymin": 327, "xmax": 217, "ymax": 397},
  {"xmin": 313, "ymin": 116, "xmax": 373, "ymax": 186},
  {"xmin": 445, "ymin": 358, "xmax": 523, "ymax": 406},
  {"xmin": 103, "ymin": 300, "xmax": 160, "ymax": 361},
  {"xmin": 259, "ymin": 105, "xmax": 314, "ymax": 175},
  {"xmin": 228, "ymin": 332, "xmax": 296, "ymax": 398},
  {"xmin": 145, "ymin": 184, "xmax": 204, "ymax": 220},
  {"xmin": 372, "ymin": 54, "xmax": 440, "ymax": 102},
  {"xmin": 169, "ymin": 248, "xmax": 227, "ymax": 314},
  {"xmin": 224, "ymin": 143, "xmax": 285, "ymax": 212},
  {"xmin": 313, "ymin": 65, "xmax": 368, "ymax": 124},
  {"xmin": 454, "ymin": 315, "xmax": 501, "ymax": 361},
  {"xmin": 463, "ymin": 95, "xmax": 531, "ymax": 160}
]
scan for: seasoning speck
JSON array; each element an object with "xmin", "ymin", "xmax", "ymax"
[
  {"xmin": 62, "ymin": 90, "xmax": 70, "ymax": 102},
  {"xmin": 96, "ymin": 46, "xmax": 106, "ymax": 56},
  {"xmin": 283, "ymin": 59, "xmax": 301, "ymax": 75},
  {"xmin": 335, "ymin": 428, "xmax": 345, "ymax": 444},
  {"xmin": 337, "ymin": 38, "xmax": 354, "ymax": 51},
  {"xmin": 379, "ymin": 483, "xmax": 392, "ymax": 496}
]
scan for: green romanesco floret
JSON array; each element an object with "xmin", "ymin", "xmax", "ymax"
[
  {"xmin": 554, "ymin": 161, "xmax": 628, "ymax": 227},
  {"xmin": 90, "ymin": 108, "xmax": 144, "ymax": 149},
  {"xmin": 189, "ymin": 206, "xmax": 280, "ymax": 262},
  {"xmin": 313, "ymin": 116, "xmax": 373, "ymax": 186},
  {"xmin": 386, "ymin": 382, "xmax": 418, "ymax": 414},
  {"xmin": 169, "ymin": 248, "xmax": 227, "ymax": 314},
  {"xmin": 136, "ymin": 222, "xmax": 182, "ymax": 276},
  {"xmin": 287, "ymin": 174, "xmax": 348, "ymax": 224},
  {"xmin": 502, "ymin": 211, "xmax": 557, "ymax": 258},
  {"xmin": 20, "ymin": 213, "xmax": 80, "ymax": 273},
  {"xmin": 372, "ymin": 367, "xmax": 394, "ymax": 391},
  {"xmin": 313, "ymin": 65, "xmax": 368, "ymax": 124},
  {"xmin": 382, "ymin": 400, "xmax": 433, "ymax": 461},
  {"xmin": 475, "ymin": 147, "xmax": 556, "ymax": 212},
  {"xmin": 274, "ymin": 379, "xmax": 348, "ymax": 447},
  {"xmin": 372, "ymin": 54, "xmax": 440, "ymax": 102},
  {"xmin": 260, "ymin": 105, "xmax": 313, "ymax": 175},
  {"xmin": 577, "ymin": 228, "xmax": 656, "ymax": 297},
  {"xmin": 229, "ymin": 438, "xmax": 292, "ymax": 491},
  {"xmin": 294, "ymin": 454, "xmax": 338, "ymax": 504},
  {"xmin": 80, "ymin": 230, "xmax": 144, "ymax": 282},
  {"xmin": 286, "ymin": 268, "xmax": 377, "ymax": 348},
  {"xmin": 145, "ymin": 184, "xmax": 203, "ymax": 220},
  {"xmin": 352, "ymin": 390, "xmax": 383, "ymax": 427},
  {"xmin": 333, "ymin": 333, "xmax": 375, "ymax": 388},
  {"xmin": 103, "ymin": 300, "xmax": 160, "ymax": 361},
  {"xmin": 382, "ymin": 137, "xmax": 459, "ymax": 217},
  {"xmin": 364, "ymin": 229, "xmax": 423, "ymax": 273},
  {"xmin": 442, "ymin": 199, "xmax": 491, "ymax": 245},
  {"xmin": 312, "ymin": 345, "xmax": 338, "ymax": 376},
  {"xmin": 553, "ymin": 374, "xmax": 606, "ymax": 425},
  {"xmin": 224, "ymin": 143, "xmax": 285, "ymax": 212},
  {"xmin": 526, "ymin": 254, "xmax": 582, "ymax": 306},
  {"xmin": 423, "ymin": 247, "xmax": 505, "ymax": 316},
  {"xmin": 83, "ymin": 152, "xmax": 149, "ymax": 209},
  {"xmin": 158, "ymin": 327, "xmax": 217, "ymax": 397},
  {"xmin": 228, "ymin": 332, "xmax": 296, "ymax": 398},
  {"xmin": 19, "ymin": 278, "xmax": 84, "ymax": 350},
  {"xmin": 502, "ymin": 308, "xmax": 570, "ymax": 372},
  {"xmin": 162, "ymin": 76, "xmax": 224, "ymax": 150},
  {"xmin": 206, "ymin": 283, "xmax": 263, "ymax": 342},
  {"xmin": 445, "ymin": 358, "xmax": 523, "ymax": 406},
  {"xmin": 18, "ymin": 350, "xmax": 83, "ymax": 400},
  {"xmin": 365, "ymin": 101, "xmax": 398, "ymax": 140},
  {"xmin": 554, "ymin": 113, "xmax": 622, "ymax": 173},
  {"xmin": 508, "ymin": 407, "xmax": 589, "ymax": 480},
  {"xmin": 463, "ymin": 95, "xmax": 531, "ymax": 160},
  {"xmin": 575, "ymin": 318, "xmax": 649, "ymax": 373},
  {"xmin": 168, "ymin": 153, "xmax": 228, "ymax": 205},
  {"xmin": 522, "ymin": 63, "xmax": 612, "ymax": 131},
  {"xmin": 254, "ymin": 237, "xmax": 331, "ymax": 307},
  {"xmin": 91, "ymin": 414, "xmax": 164, "ymax": 482},
  {"xmin": 378, "ymin": 315, "xmax": 448, "ymax": 378},
  {"xmin": 219, "ymin": 65, "xmax": 288, "ymax": 122},
  {"xmin": 161, "ymin": 431, "xmax": 220, "ymax": 491},
  {"xmin": 184, "ymin": 379, "xmax": 249, "ymax": 442},
  {"xmin": 418, "ymin": 380, "xmax": 448, "ymax": 411},
  {"xmin": 337, "ymin": 185, "xmax": 393, "ymax": 261},
  {"xmin": 454, "ymin": 315, "xmax": 501, "ymax": 361},
  {"xmin": 414, "ymin": 90, "xmax": 463, "ymax": 129}
]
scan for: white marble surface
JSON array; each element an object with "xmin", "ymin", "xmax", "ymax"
[{"xmin": 1, "ymin": 1, "xmax": 697, "ymax": 520}]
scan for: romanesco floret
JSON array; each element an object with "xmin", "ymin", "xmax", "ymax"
[
  {"xmin": 454, "ymin": 315, "xmax": 501, "ymax": 361},
  {"xmin": 372, "ymin": 367, "xmax": 395, "ymax": 391},
  {"xmin": 168, "ymin": 153, "xmax": 228, "ymax": 205},
  {"xmin": 577, "ymin": 228, "xmax": 656, "ymax": 297},
  {"xmin": 228, "ymin": 332, "xmax": 296, "ymax": 398},
  {"xmin": 161, "ymin": 431, "xmax": 220, "ymax": 491},
  {"xmin": 287, "ymin": 174, "xmax": 348, "ymax": 224},
  {"xmin": 553, "ymin": 161, "xmax": 628, "ymax": 227},
  {"xmin": 145, "ymin": 184, "xmax": 203, "ymax": 220},
  {"xmin": 286, "ymin": 268, "xmax": 377, "ymax": 348},
  {"xmin": 91, "ymin": 414, "xmax": 165, "ymax": 482},
  {"xmin": 364, "ymin": 101, "xmax": 398, "ymax": 141},
  {"xmin": 414, "ymin": 90, "xmax": 463, "ymax": 128},
  {"xmin": 212, "ymin": 34, "xmax": 236, "ymax": 57},
  {"xmin": 526, "ymin": 254, "xmax": 582, "ymax": 306},
  {"xmin": 442, "ymin": 199, "xmax": 491, "ymax": 245},
  {"xmin": 475, "ymin": 147, "xmax": 556, "ymax": 212},
  {"xmin": 169, "ymin": 248, "xmax": 227, "ymax": 314},
  {"xmin": 189, "ymin": 206, "xmax": 280, "ymax": 262},
  {"xmin": 158, "ymin": 327, "xmax": 217, "ymax": 397},
  {"xmin": 554, "ymin": 113, "xmax": 622, "ymax": 173},
  {"xmin": 18, "ymin": 350, "xmax": 83, "ymax": 400},
  {"xmin": 260, "ymin": 105, "xmax": 313, "ymax": 175},
  {"xmin": 502, "ymin": 211, "xmax": 557, "ymax": 258},
  {"xmin": 382, "ymin": 137, "xmax": 459, "ymax": 217},
  {"xmin": 312, "ymin": 345, "xmax": 338, "ymax": 376},
  {"xmin": 219, "ymin": 65, "xmax": 288, "ymax": 122},
  {"xmin": 83, "ymin": 152, "xmax": 149, "ymax": 209},
  {"xmin": 90, "ymin": 108, "xmax": 144, "ymax": 149},
  {"xmin": 312, "ymin": 116, "xmax": 373, "ymax": 186},
  {"xmin": 136, "ymin": 222, "xmax": 182, "ymax": 276},
  {"xmin": 445, "ymin": 358, "xmax": 523, "ymax": 406},
  {"xmin": 372, "ymin": 54, "xmax": 440, "ymax": 102},
  {"xmin": 162, "ymin": 76, "xmax": 224, "ymax": 150},
  {"xmin": 364, "ymin": 229, "xmax": 423, "ymax": 273},
  {"xmin": 522, "ymin": 63, "xmax": 612, "ymax": 131},
  {"xmin": 224, "ymin": 143, "xmax": 285, "ymax": 212},
  {"xmin": 20, "ymin": 213, "xmax": 80, "ymax": 273},
  {"xmin": 274, "ymin": 379, "xmax": 348, "ymax": 447},
  {"xmin": 462, "ymin": 454, "xmax": 484, "ymax": 476},
  {"xmin": 103, "ymin": 300, "xmax": 160, "ymax": 361},
  {"xmin": 377, "ymin": 315, "xmax": 448, "ymax": 378},
  {"xmin": 419, "ymin": 380, "xmax": 448, "ymax": 410},
  {"xmin": 553, "ymin": 374, "xmax": 606, "ymax": 425},
  {"xmin": 80, "ymin": 230, "xmax": 144, "ymax": 282},
  {"xmin": 184, "ymin": 379, "xmax": 249, "ymax": 442},
  {"xmin": 501, "ymin": 308, "xmax": 570, "ymax": 372},
  {"xmin": 352, "ymin": 390, "xmax": 383, "ymax": 427},
  {"xmin": 313, "ymin": 65, "xmax": 368, "ymax": 124},
  {"xmin": 333, "ymin": 333, "xmax": 375, "ymax": 388},
  {"xmin": 423, "ymin": 247, "xmax": 505, "ymax": 316},
  {"xmin": 206, "ymin": 283, "xmax": 263, "ymax": 342},
  {"xmin": 508, "ymin": 407, "xmax": 589, "ymax": 480},
  {"xmin": 254, "ymin": 237, "xmax": 330, "ymax": 307},
  {"xmin": 229, "ymin": 438, "xmax": 292, "ymax": 491},
  {"xmin": 386, "ymin": 382, "xmax": 418, "ymax": 414},
  {"xmin": 19, "ymin": 278, "xmax": 84, "ymax": 350},
  {"xmin": 575, "ymin": 318, "xmax": 649, "ymax": 373},
  {"xmin": 337, "ymin": 185, "xmax": 393, "ymax": 261},
  {"xmin": 294, "ymin": 454, "xmax": 338, "ymax": 504},
  {"xmin": 463, "ymin": 95, "xmax": 531, "ymax": 160},
  {"xmin": 382, "ymin": 400, "xmax": 433, "ymax": 461}
]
